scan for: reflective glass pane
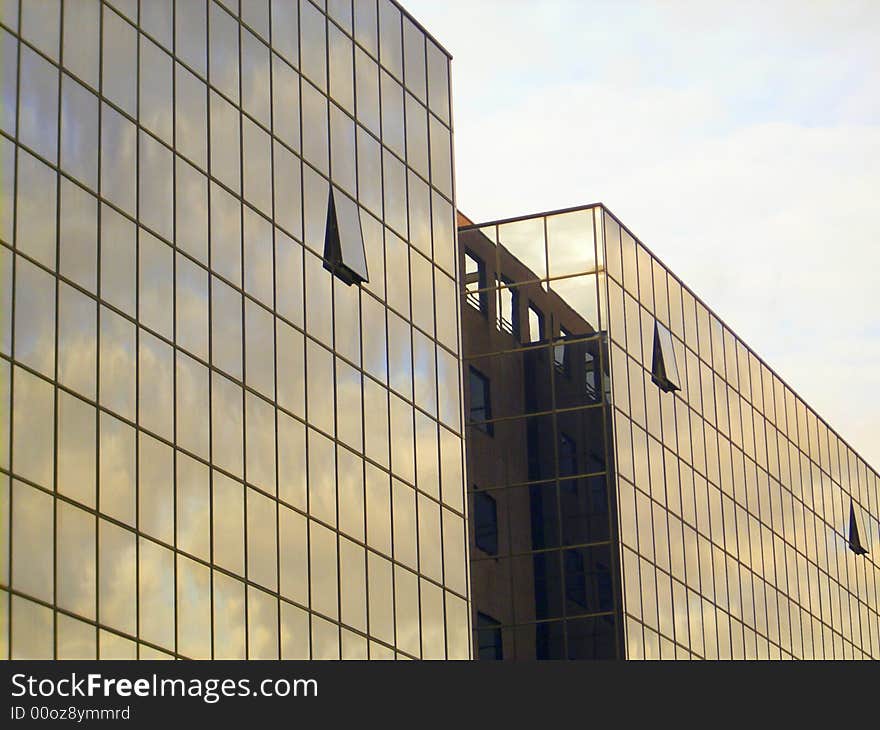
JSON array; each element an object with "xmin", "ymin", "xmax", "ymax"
[
  {"xmin": 209, "ymin": 91, "xmax": 241, "ymax": 193},
  {"xmin": 101, "ymin": 104, "xmax": 136, "ymax": 214},
  {"xmin": 57, "ymin": 391, "xmax": 96, "ymax": 507},
  {"xmin": 12, "ymin": 480, "xmax": 54, "ymax": 602},
  {"xmin": 177, "ymin": 453, "xmax": 210, "ymax": 560},
  {"xmin": 213, "ymin": 470, "xmax": 245, "ymax": 575},
  {"xmin": 63, "ymin": 0, "xmax": 100, "ymax": 87},
  {"xmin": 61, "ymin": 75, "xmax": 99, "ymax": 187},
  {"xmin": 175, "ymin": 63, "xmax": 208, "ymax": 169},
  {"xmin": 14, "ymin": 257, "xmax": 55, "ymax": 377},
  {"xmin": 211, "ymin": 372, "xmax": 244, "ymax": 477},
  {"xmin": 209, "ymin": 0, "xmax": 240, "ymax": 101},
  {"xmin": 19, "ymin": 45, "xmax": 58, "ymax": 163},
  {"xmin": 16, "ymin": 150, "xmax": 57, "ymax": 267},
  {"xmin": 60, "ymin": 174, "xmax": 98, "ymax": 284},
  {"xmin": 139, "ymin": 230, "xmax": 174, "ymax": 339},
  {"xmin": 98, "ymin": 519, "xmax": 136, "ymax": 635},
  {"xmin": 102, "ymin": 6, "xmax": 136, "ymax": 114},
  {"xmin": 99, "ymin": 306, "xmax": 136, "ymax": 419},
  {"xmin": 138, "ymin": 432, "xmax": 174, "ymax": 544},
  {"xmin": 140, "ymin": 35, "xmax": 173, "ymax": 143},
  {"xmin": 139, "ymin": 131, "xmax": 173, "ymax": 241},
  {"xmin": 138, "ymin": 330, "xmax": 174, "ymax": 441}
]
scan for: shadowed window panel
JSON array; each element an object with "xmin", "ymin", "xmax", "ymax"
[
  {"xmin": 848, "ymin": 500, "xmax": 868, "ymax": 556},
  {"xmin": 323, "ymin": 187, "xmax": 369, "ymax": 286},
  {"xmin": 652, "ymin": 321, "xmax": 681, "ymax": 393}
]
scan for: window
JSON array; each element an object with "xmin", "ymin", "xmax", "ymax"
[
  {"xmin": 468, "ymin": 366, "xmax": 493, "ymax": 435},
  {"xmin": 323, "ymin": 186, "xmax": 369, "ymax": 285},
  {"xmin": 651, "ymin": 321, "xmax": 681, "ymax": 393},
  {"xmin": 463, "ymin": 250, "xmax": 487, "ymax": 313},
  {"xmin": 476, "ymin": 612, "xmax": 503, "ymax": 660},
  {"xmin": 849, "ymin": 500, "xmax": 869, "ymax": 555},
  {"xmin": 584, "ymin": 349, "xmax": 598, "ymax": 402},
  {"xmin": 474, "ymin": 489, "xmax": 498, "ymax": 555},
  {"xmin": 527, "ymin": 303, "xmax": 543, "ymax": 343},
  {"xmin": 554, "ymin": 326, "xmax": 571, "ymax": 374},
  {"xmin": 497, "ymin": 277, "xmax": 519, "ymax": 337}
]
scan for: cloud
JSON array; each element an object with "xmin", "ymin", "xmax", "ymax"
[{"xmin": 408, "ymin": 0, "xmax": 880, "ymax": 470}]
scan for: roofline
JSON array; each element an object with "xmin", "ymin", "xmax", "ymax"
[{"xmin": 392, "ymin": 0, "xmax": 454, "ymax": 60}]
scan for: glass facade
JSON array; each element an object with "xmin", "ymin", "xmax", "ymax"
[
  {"xmin": 460, "ymin": 205, "xmax": 879, "ymax": 660},
  {"xmin": 459, "ymin": 209, "xmax": 621, "ymax": 659},
  {"xmin": 1, "ymin": 0, "xmax": 470, "ymax": 660}
]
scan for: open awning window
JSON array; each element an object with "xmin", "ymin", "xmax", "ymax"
[
  {"xmin": 323, "ymin": 186, "xmax": 369, "ymax": 286},
  {"xmin": 651, "ymin": 321, "xmax": 681, "ymax": 393},
  {"xmin": 849, "ymin": 500, "xmax": 869, "ymax": 556}
]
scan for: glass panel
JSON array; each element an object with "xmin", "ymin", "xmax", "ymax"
[
  {"xmin": 329, "ymin": 24, "xmax": 354, "ymax": 113},
  {"xmin": 19, "ymin": 45, "xmax": 59, "ymax": 163},
  {"xmin": 99, "ymin": 307, "xmax": 136, "ymax": 420},
  {"xmin": 138, "ymin": 538, "xmax": 174, "ymax": 649},
  {"xmin": 176, "ymin": 452, "xmax": 210, "ymax": 560},
  {"xmin": 213, "ymin": 471, "xmax": 245, "ymax": 575},
  {"xmin": 248, "ymin": 587, "xmax": 279, "ymax": 659},
  {"xmin": 211, "ymin": 372, "xmax": 244, "ymax": 478},
  {"xmin": 301, "ymin": 80, "xmax": 329, "ymax": 175},
  {"xmin": 241, "ymin": 27, "xmax": 270, "ymax": 126},
  {"xmin": 272, "ymin": 53, "xmax": 300, "ymax": 151},
  {"xmin": 175, "ymin": 254, "xmax": 208, "ymax": 359},
  {"xmin": 14, "ymin": 257, "xmax": 55, "ymax": 377},
  {"xmin": 310, "ymin": 521, "xmax": 339, "ymax": 619},
  {"xmin": 12, "ymin": 480, "xmax": 54, "ymax": 602},
  {"xmin": 98, "ymin": 519, "xmax": 136, "ymax": 635},
  {"xmin": 273, "ymin": 141, "xmax": 303, "ymax": 239},
  {"xmin": 139, "ymin": 131, "xmax": 174, "ymax": 241},
  {"xmin": 139, "ymin": 35, "xmax": 173, "ymax": 143},
  {"xmin": 176, "ymin": 350, "xmax": 210, "ymax": 459},
  {"xmin": 211, "ymin": 275, "xmax": 243, "ymax": 379},
  {"xmin": 210, "ymin": 184, "xmax": 243, "ymax": 283},
  {"xmin": 16, "ymin": 150, "xmax": 57, "ymax": 268},
  {"xmin": 270, "ymin": 0, "xmax": 298, "ymax": 67},
  {"xmin": 100, "ymin": 204, "xmax": 136, "ymax": 315},
  {"xmin": 61, "ymin": 75, "xmax": 99, "ymax": 188},
  {"xmin": 368, "ymin": 553, "xmax": 394, "ymax": 644},
  {"xmin": 102, "ymin": 6, "xmax": 136, "ymax": 114},
  {"xmin": 247, "ymin": 487, "xmax": 278, "ymax": 589},
  {"xmin": 279, "ymin": 504, "xmax": 308, "ymax": 604},
  {"xmin": 245, "ymin": 390, "xmax": 276, "ymax": 496},
  {"xmin": 63, "ymin": 0, "xmax": 100, "ymax": 87},
  {"xmin": 426, "ymin": 39, "xmax": 449, "ymax": 123},
  {"xmin": 177, "ymin": 555, "xmax": 211, "ymax": 658},
  {"xmin": 138, "ymin": 230, "xmax": 174, "ymax": 339},
  {"xmin": 308, "ymin": 428, "xmax": 337, "ymax": 526},
  {"xmin": 339, "ymin": 537, "xmax": 367, "ymax": 632},
  {"xmin": 138, "ymin": 432, "xmax": 174, "ymax": 543},
  {"xmin": 175, "ymin": 157, "xmax": 209, "ymax": 263},
  {"xmin": 56, "ymin": 179, "xmax": 98, "ymax": 292},
  {"xmin": 355, "ymin": 46, "xmax": 380, "ymax": 135},
  {"xmin": 57, "ymin": 391, "xmax": 96, "ymax": 507},
  {"xmin": 213, "ymin": 572, "xmax": 245, "ymax": 659},
  {"xmin": 175, "ymin": 63, "xmax": 208, "ymax": 169},
  {"xmin": 138, "ymin": 329, "xmax": 173, "ymax": 440},
  {"xmin": 209, "ymin": 91, "xmax": 241, "ymax": 193},
  {"xmin": 209, "ymin": 0, "xmax": 239, "ymax": 102},
  {"xmin": 244, "ymin": 203, "xmax": 274, "ymax": 307},
  {"xmin": 300, "ymin": 0, "xmax": 327, "ymax": 90},
  {"xmin": 101, "ymin": 104, "xmax": 136, "ymax": 214},
  {"xmin": 243, "ymin": 118, "xmax": 272, "ymax": 214}
]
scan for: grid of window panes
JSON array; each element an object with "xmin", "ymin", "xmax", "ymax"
[
  {"xmin": 459, "ymin": 207, "xmax": 622, "ymax": 659},
  {"xmin": 602, "ymin": 208, "xmax": 880, "ymax": 659},
  {"xmin": 0, "ymin": 0, "xmax": 470, "ymax": 660}
]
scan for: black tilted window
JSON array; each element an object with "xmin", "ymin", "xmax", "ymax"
[
  {"xmin": 848, "ymin": 500, "xmax": 869, "ymax": 556},
  {"xmin": 651, "ymin": 321, "xmax": 681, "ymax": 392},
  {"xmin": 323, "ymin": 186, "xmax": 369, "ymax": 286}
]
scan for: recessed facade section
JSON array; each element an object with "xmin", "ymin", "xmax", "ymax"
[{"xmin": 460, "ymin": 204, "xmax": 879, "ymax": 660}]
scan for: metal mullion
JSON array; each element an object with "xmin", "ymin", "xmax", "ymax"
[{"xmin": 266, "ymin": 0, "xmax": 282, "ymax": 662}]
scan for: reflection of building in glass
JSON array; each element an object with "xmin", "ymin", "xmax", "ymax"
[
  {"xmin": 461, "ymin": 205, "xmax": 879, "ymax": 659},
  {"xmin": 1, "ymin": 0, "xmax": 470, "ymax": 660}
]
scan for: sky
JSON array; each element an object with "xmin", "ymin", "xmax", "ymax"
[{"xmin": 406, "ymin": 0, "xmax": 880, "ymax": 472}]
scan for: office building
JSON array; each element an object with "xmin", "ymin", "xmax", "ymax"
[
  {"xmin": 460, "ymin": 204, "xmax": 879, "ymax": 660},
  {"xmin": 0, "ymin": 0, "xmax": 470, "ymax": 659}
]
